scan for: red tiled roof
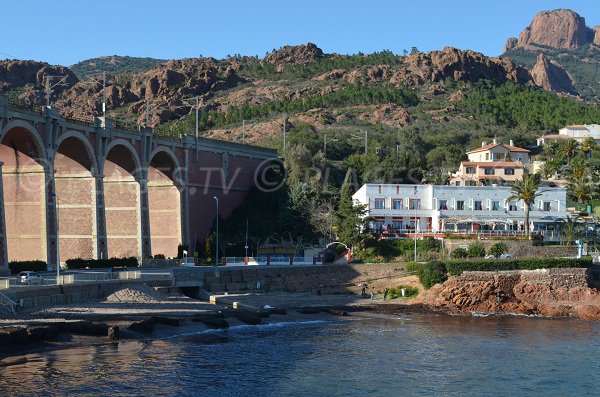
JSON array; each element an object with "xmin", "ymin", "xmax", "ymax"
[
  {"xmin": 467, "ymin": 143, "xmax": 530, "ymax": 154},
  {"xmin": 461, "ymin": 161, "xmax": 524, "ymax": 167}
]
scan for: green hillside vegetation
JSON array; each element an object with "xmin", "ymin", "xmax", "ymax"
[
  {"xmin": 70, "ymin": 55, "xmax": 165, "ymax": 79},
  {"xmin": 503, "ymin": 45, "xmax": 600, "ymax": 101}
]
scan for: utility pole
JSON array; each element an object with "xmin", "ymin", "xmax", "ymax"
[
  {"xmin": 84, "ymin": 71, "xmax": 108, "ymax": 118},
  {"xmin": 44, "ymin": 75, "xmax": 69, "ymax": 107},
  {"xmin": 283, "ymin": 115, "xmax": 287, "ymax": 157},
  {"xmin": 242, "ymin": 119, "xmax": 247, "ymax": 144},
  {"xmin": 364, "ymin": 130, "xmax": 368, "ymax": 154}
]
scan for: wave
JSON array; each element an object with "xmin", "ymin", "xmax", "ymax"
[{"xmin": 163, "ymin": 319, "xmax": 329, "ymax": 340}]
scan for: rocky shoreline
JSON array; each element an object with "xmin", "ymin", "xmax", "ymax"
[{"xmin": 2, "ymin": 269, "xmax": 600, "ymax": 361}]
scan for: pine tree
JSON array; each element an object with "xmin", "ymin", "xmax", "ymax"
[{"xmin": 334, "ymin": 169, "xmax": 370, "ymax": 247}]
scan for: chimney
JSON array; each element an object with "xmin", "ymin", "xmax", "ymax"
[
  {"xmin": 482, "ymin": 141, "xmax": 487, "ymax": 147},
  {"xmin": 509, "ymin": 139, "xmax": 514, "ymax": 147},
  {"xmin": 493, "ymin": 138, "xmax": 497, "ymax": 144}
]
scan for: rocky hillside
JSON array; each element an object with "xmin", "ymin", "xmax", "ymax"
[
  {"xmin": 503, "ymin": 9, "xmax": 600, "ymax": 100},
  {"xmin": 69, "ymin": 55, "xmax": 165, "ymax": 79},
  {"xmin": 1, "ymin": 25, "xmax": 599, "ymax": 155}
]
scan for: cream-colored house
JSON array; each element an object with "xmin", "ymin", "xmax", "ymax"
[
  {"xmin": 450, "ymin": 140, "xmax": 530, "ymax": 186},
  {"xmin": 537, "ymin": 124, "xmax": 600, "ymax": 145}
]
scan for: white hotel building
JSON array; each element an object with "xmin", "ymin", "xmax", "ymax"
[{"xmin": 352, "ymin": 184, "xmax": 569, "ymax": 238}]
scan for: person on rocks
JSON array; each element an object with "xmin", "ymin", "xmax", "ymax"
[{"xmin": 384, "ymin": 288, "xmax": 389, "ymax": 301}]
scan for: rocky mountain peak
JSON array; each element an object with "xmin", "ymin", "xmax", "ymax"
[
  {"xmin": 530, "ymin": 54, "xmax": 576, "ymax": 95},
  {"xmin": 264, "ymin": 43, "xmax": 324, "ymax": 69},
  {"xmin": 505, "ymin": 9, "xmax": 595, "ymax": 51},
  {"xmin": 594, "ymin": 26, "xmax": 600, "ymax": 46}
]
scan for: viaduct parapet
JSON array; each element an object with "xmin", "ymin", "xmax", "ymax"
[{"xmin": 0, "ymin": 95, "xmax": 278, "ymax": 274}]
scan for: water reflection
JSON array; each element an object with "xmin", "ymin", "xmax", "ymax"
[{"xmin": 1, "ymin": 315, "xmax": 599, "ymax": 396}]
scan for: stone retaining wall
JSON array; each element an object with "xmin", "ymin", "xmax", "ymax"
[
  {"xmin": 204, "ymin": 264, "xmax": 410, "ymax": 294},
  {"xmin": 461, "ymin": 267, "xmax": 590, "ymax": 289}
]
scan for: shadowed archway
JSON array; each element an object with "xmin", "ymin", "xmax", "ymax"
[
  {"xmin": 103, "ymin": 143, "xmax": 141, "ymax": 258},
  {"xmin": 0, "ymin": 125, "xmax": 47, "ymax": 262},
  {"xmin": 54, "ymin": 135, "xmax": 97, "ymax": 262},
  {"xmin": 148, "ymin": 150, "xmax": 181, "ymax": 258}
]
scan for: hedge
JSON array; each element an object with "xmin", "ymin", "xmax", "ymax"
[
  {"xmin": 407, "ymin": 261, "xmax": 447, "ymax": 289},
  {"xmin": 9, "ymin": 260, "xmax": 47, "ymax": 274},
  {"xmin": 445, "ymin": 257, "xmax": 593, "ymax": 276},
  {"xmin": 65, "ymin": 257, "xmax": 139, "ymax": 270}
]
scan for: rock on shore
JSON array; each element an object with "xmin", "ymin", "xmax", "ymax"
[{"xmin": 426, "ymin": 268, "xmax": 600, "ymax": 320}]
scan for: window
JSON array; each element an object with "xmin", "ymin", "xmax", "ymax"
[
  {"xmin": 391, "ymin": 221, "xmax": 403, "ymax": 231},
  {"xmin": 409, "ymin": 199, "xmax": 421, "ymax": 210},
  {"xmin": 374, "ymin": 199, "xmax": 385, "ymax": 209},
  {"xmin": 392, "ymin": 199, "xmax": 403, "ymax": 209},
  {"xmin": 439, "ymin": 200, "xmax": 448, "ymax": 210},
  {"xmin": 491, "ymin": 201, "xmax": 500, "ymax": 211},
  {"xmin": 466, "ymin": 180, "xmax": 477, "ymax": 186},
  {"xmin": 372, "ymin": 221, "xmax": 384, "ymax": 231},
  {"xmin": 485, "ymin": 153, "xmax": 489, "ymax": 161},
  {"xmin": 456, "ymin": 200, "xmax": 465, "ymax": 210},
  {"xmin": 484, "ymin": 168, "xmax": 495, "ymax": 175},
  {"xmin": 509, "ymin": 202, "xmax": 518, "ymax": 211},
  {"xmin": 504, "ymin": 168, "xmax": 515, "ymax": 175},
  {"xmin": 474, "ymin": 200, "xmax": 483, "ymax": 211},
  {"xmin": 543, "ymin": 201, "xmax": 551, "ymax": 211},
  {"xmin": 466, "ymin": 167, "xmax": 476, "ymax": 174},
  {"xmin": 455, "ymin": 181, "xmax": 460, "ymax": 186}
]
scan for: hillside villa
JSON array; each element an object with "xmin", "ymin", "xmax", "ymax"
[{"xmin": 449, "ymin": 139, "xmax": 531, "ymax": 186}]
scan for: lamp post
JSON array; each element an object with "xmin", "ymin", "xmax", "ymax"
[
  {"xmin": 213, "ymin": 196, "xmax": 219, "ymax": 268},
  {"xmin": 245, "ymin": 218, "xmax": 249, "ymax": 258}
]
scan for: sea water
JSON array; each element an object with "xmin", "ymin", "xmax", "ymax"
[{"xmin": 1, "ymin": 314, "xmax": 599, "ymax": 396}]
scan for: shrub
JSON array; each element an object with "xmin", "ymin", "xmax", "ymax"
[
  {"xmin": 467, "ymin": 242, "xmax": 486, "ymax": 258},
  {"xmin": 488, "ymin": 242, "xmax": 508, "ymax": 257},
  {"xmin": 9, "ymin": 260, "xmax": 47, "ymax": 274},
  {"xmin": 445, "ymin": 257, "xmax": 593, "ymax": 276},
  {"xmin": 416, "ymin": 261, "xmax": 447, "ymax": 289},
  {"xmin": 451, "ymin": 248, "xmax": 468, "ymax": 259},
  {"xmin": 65, "ymin": 257, "xmax": 139, "ymax": 270},
  {"xmin": 387, "ymin": 285, "xmax": 419, "ymax": 299},
  {"xmin": 153, "ymin": 254, "xmax": 166, "ymax": 259}
]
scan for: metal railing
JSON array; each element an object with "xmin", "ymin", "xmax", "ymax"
[
  {"xmin": 223, "ymin": 256, "xmax": 323, "ymax": 266},
  {"xmin": 0, "ymin": 291, "xmax": 17, "ymax": 315}
]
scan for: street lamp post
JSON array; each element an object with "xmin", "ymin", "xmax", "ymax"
[
  {"xmin": 213, "ymin": 196, "xmax": 219, "ymax": 268},
  {"xmin": 245, "ymin": 218, "xmax": 249, "ymax": 258}
]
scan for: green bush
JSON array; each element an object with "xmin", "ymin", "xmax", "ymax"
[
  {"xmin": 467, "ymin": 242, "xmax": 486, "ymax": 258},
  {"xmin": 387, "ymin": 285, "xmax": 419, "ymax": 299},
  {"xmin": 451, "ymin": 248, "xmax": 468, "ymax": 259},
  {"xmin": 9, "ymin": 260, "xmax": 47, "ymax": 274},
  {"xmin": 488, "ymin": 242, "xmax": 508, "ymax": 257},
  {"xmin": 415, "ymin": 261, "xmax": 448, "ymax": 289},
  {"xmin": 445, "ymin": 257, "xmax": 593, "ymax": 276},
  {"xmin": 65, "ymin": 257, "xmax": 139, "ymax": 270}
]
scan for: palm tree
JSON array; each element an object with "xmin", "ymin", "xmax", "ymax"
[
  {"xmin": 536, "ymin": 161, "xmax": 558, "ymax": 180},
  {"xmin": 559, "ymin": 139, "xmax": 579, "ymax": 164},
  {"xmin": 581, "ymin": 137, "xmax": 597, "ymax": 158},
  {"xmin": 560, "ymin": 215, "xmax": 581, "ymax": 246},
  {"xmin": 508, "ymin": 173, "xmax": 542, "ymax": 237},
  {"xmin": 569, "ymin": 177, "xmax": 592, "ymax": 204}
]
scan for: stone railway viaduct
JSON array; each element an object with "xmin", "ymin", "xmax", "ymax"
[{"xmin": 0, "ymin": 95, "xmax": 277, "ymax": 275}]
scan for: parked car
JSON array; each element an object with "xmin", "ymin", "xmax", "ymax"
[
  {"xmin": 18, "ymin": 271, "xmax": 43, "ymax": 285},
  {"xmin": 485, "ymin": 253, "xmax": 513, "ymax": 260}
]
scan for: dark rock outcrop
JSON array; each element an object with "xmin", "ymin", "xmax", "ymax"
[
  {"xmin": 530, "ymin": 54, "xmax": 577, "ymax": 94},
  {"xmin": 506, "ymin": 9, "xmax": 595, "ymax": 50}
]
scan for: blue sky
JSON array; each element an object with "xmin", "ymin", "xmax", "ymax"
[{"xmin": 2, "ymin": 1, "xmax": 599, "ymax": 66}]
